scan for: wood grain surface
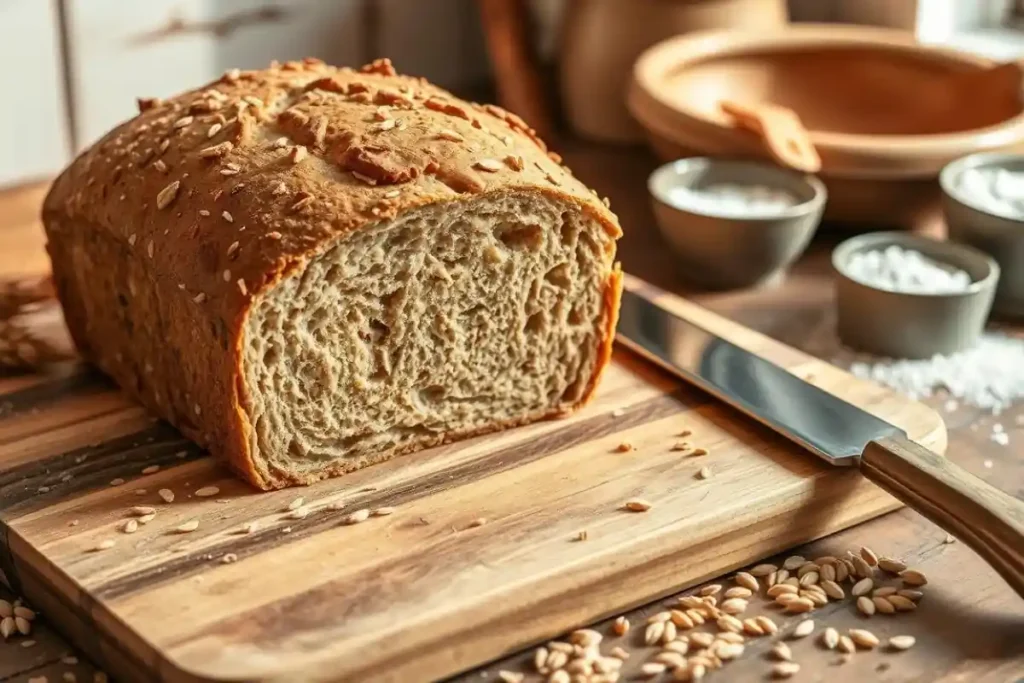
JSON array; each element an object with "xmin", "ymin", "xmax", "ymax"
[
  {"xmin": 1, "ymin": 138, "xmax": 1021, "ymax": 683},
  {"xmin": 0, "ymin": 271, "xmax": 944, "ymax": 682}
]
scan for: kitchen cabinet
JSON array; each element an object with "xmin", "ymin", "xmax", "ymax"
[
  {"xmin": 63, "ymin": 0, "xmax": 367, "ymax": 150},
  {"xmin": 62, "ymin": 0, "xmax": 490, "ymax": 151}
]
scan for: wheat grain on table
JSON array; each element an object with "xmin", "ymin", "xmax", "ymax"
[{"xmin": 0, "ymin": 138, "xmax": 1022, "ymax": 683}]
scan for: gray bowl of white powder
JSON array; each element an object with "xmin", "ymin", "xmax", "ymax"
[
  {"xmin": 833, "ymin": 232, "xmax": 999, "ymax": 359},
  {"xmin": 940, "ymin": 151, "xmax": 1024, "ymax": 318},
  {"xmin": 649, "ymin": 157, "xmax": 826, "ymax": 289}
]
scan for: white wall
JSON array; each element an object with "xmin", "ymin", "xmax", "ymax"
[{"xmin": 0, "ymin": 0, "xmax": 71, "ymax": 185}]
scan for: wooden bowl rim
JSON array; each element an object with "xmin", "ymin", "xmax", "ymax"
[{"xmin": 629, "ymin": 24, "xmax": 1024, "ymax": 160}]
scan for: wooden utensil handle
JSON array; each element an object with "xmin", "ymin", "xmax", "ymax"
[
  {"xmin": 719, "ymin": 100, "xmax": 822, "ymax": 174},
  {"xmin": 861, "ymin": 435, "xmax": 1024, "ymax": 598}
]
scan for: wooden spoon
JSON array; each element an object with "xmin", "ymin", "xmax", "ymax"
[{"xmin": 720, "ymin": 99, "xmax": 822, "ymax": 174}]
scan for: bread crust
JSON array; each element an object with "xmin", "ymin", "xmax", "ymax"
[{"xmin": 43, "ymin": 58, "xmax": 623, "ymax": 489}]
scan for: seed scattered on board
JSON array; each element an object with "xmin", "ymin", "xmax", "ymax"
[
  {"xmin": 888, "ymin": 635, "xmax": 916, "ymax": 651},
  {"xmin": 174, "ymin": 519, "xmax": 199, "ymax": 533},
  {"xmin": 343, "ymin": 509, "xmax": 370, "ymax": 525},
  {"xmin": 195, "ymin": 486, "xmax": 220, "ymax": 497},
  {"xmin": 623, "ymin": 499, "xmax": 652, "ymax": 512},
  {"xmin": 791, "ymin": 619, "xmax": 815, "ymax": 638}
]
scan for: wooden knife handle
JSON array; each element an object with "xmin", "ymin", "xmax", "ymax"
[{"xmin": 861, "ymin": 434, "xmax": 1024, "ymax": 598}]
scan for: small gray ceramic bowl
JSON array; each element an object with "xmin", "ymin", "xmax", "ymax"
[
  {"xmin": 832, "ymin": 232, "xmax": 1000, "ymax": 359},
  {"xmin": 649, "ymin": 158, "xmax": 827, "ymax": 290},
  {"xmin": 940, "ymin": 151, "xmax": 1024, "ymax": 318}
]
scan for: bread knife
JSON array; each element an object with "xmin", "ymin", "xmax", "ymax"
[{"xmin": 616, "ymin": 287, "xmax": 1024, "ymax": 597}]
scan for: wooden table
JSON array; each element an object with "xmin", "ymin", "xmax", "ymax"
[{"xmin": 1, "ymin": 143, "xmax": 1022, "ymax": 683}]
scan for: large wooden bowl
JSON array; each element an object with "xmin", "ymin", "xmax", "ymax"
[{"xmin": 628, "ymin": 25, "xmax": 1024, "ymax": 227}]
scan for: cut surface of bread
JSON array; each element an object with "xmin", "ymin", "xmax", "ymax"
[
  {"xmin": 243, "ymin": 191, "xmax": 616, "ymax": 485},
  {"xmin": 43, "ymin": 57, "xmax": 622, "ymax": 489}
]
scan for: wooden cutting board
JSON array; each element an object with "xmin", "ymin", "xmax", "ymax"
[{"xmin": 0, "ymin": 276, "xmax": 945, "ymax": 683}]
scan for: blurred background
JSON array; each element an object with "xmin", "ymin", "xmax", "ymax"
[
  {"xmin": 2, "ymin": 4, "xmax": 1023, "ymax": 680},
  {"xmin": 4, "ymin": 0, "xmax": 1024, "ymax": 189}
]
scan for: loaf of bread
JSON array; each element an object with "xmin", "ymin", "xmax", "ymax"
[{"xmin": 43, "ymin": 58, "xmax": 622, "ymax": 490}]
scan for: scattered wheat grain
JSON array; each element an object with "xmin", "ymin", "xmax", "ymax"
[
  {"xmin": 175, "ymin": 519, "xmax": 199, "ymax": 533},
  {"xmin": 735, "ymin": 571, "xmax": 759, "ymax": 591},
  {"xmin": 822, "ymin": 627, "xmax": 839, "ymax": 650},
  {"xmin": 878, "ymin": 558, "xmax": 907, "ymax": 573},
  {"xmin": 756, "ymin": 615, "xmax": 778, "ymax": 635},
  {"xmin": 782, "ymin": 556, "xmax": 805, "ymax": 571},
  {"xmin": 888, "ymin": 635, "xmax": 916, "ymax": 651},
  {"xmin": 771, "ymin": 641, "xmax": 792, "ymax": 661},
  {"xmin": 785, "ymin": 597, "xmax": 815, "ymax": 613},
  {"xmin": 901, "ymin": 569, "xmax": 928, "ymax": 586},
  {"xmin": 772, "ymin": 662, "xmax": 800, "ymax": 679},
  {"xmin": 717, "ymin": 615, "xmax": 743, "ymax": 633},
  {"xmin": 857, "ymin": 596, "xmax": 875, "ymax": 616},
  {"xmin": 716, "ymin": 642, "xmax": 744, "ymax": 660},
  {"xmin": 344, "ymin": 509, "xmax": 371, "ymax": 525},
  {"xmin": 849, "ymin": 628, "xmax": 879, "ymax": 649},
  {"xmin": 749, "ymin": 563, "xmax": 777, "ymax": 577},
  {"xmin": 873, "ymin": 596, "xmax": 896, "ymax": 614},
  {"xmin": 791, "ymin": 619, "xmax": 815, "ymax": 638},
  {"xmin": 888, "ymin": 595, "xmax": 917, "ymax": 611},
  {"xmin": 644, "ymin": 621, "xmax": 665, "ymax": 645}
]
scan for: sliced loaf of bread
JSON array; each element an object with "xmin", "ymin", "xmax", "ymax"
[{"xmin": 43, "ymin": 58, "xmax": 622, "ymax": 489}]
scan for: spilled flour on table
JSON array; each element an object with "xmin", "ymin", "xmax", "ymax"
[{"xmin": 842, "ymin": 333, "xmax": 1024, "ymax": 417}]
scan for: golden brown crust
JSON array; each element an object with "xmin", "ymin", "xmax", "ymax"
[{"xmin": 43, "ymin": 58, "xmax": 623, "ymax": 490}]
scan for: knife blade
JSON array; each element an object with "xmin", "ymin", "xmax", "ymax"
[
  {"xmin": 616, "ymin": 286, "xmax": 1024, "ymax": 597},
  {"xmin": 616, "ymin": 288, "xmax": 903, "ymax": 465}
]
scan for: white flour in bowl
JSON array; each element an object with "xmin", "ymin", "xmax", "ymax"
[
  {"xmin": 957, "ymin": 166, "xmax": 1024, "ymax": 218},
  {"xmin": 665, "ymin": 183, "xmax": 799, "ymax": 218},
  {"xmin": 844, "ymin": 245, "xmax": 972, "ymax": 295},
  {"xmin": 958, "ymin": 165, "xmax": 1024, "ymax": 219}
]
